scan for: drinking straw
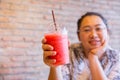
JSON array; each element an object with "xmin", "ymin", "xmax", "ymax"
[{"xmin": 52, "ymin": 10, "xmax": 57, "ymax": 31}]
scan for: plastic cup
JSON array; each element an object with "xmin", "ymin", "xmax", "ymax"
[{"xmin": 44, "ymin": 24, "xmax": 69, "ymax": 66}]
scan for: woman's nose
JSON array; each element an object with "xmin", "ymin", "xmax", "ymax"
[{"xmin": 89, "ymin": 30, "xmax": 98, "ymax": 38}]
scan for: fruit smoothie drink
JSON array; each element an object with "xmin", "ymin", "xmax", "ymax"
[{"xmin": 45, "ymin": 30, "xmax": 69, "ymax": 66}]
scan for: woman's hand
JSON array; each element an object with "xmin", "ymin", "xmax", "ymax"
[
  {"xmin": 88, "ymin": 40, "xmax": 109, "ymax": 80},
  {"xmin": 42, "ymin": 38, "xmax": 64, "ymax": 80},
  {"xmin": 42, "ymin": 38, "xmax": 57, "ymax": 67},
  {"xmin": 89, "ymin": 40, "xmax": 108, "ymax": 58}
]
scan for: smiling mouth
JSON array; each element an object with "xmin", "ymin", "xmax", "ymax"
[{"xmin": 89, "ymin": 40, "xmax": 101, "ymax": 45}]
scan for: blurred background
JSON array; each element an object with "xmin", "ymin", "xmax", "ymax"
[{"xmin": 0, "ymin": 0, "xmax": 120, "ymax": 80}]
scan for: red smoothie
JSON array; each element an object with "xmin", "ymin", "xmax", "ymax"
[{"xmin": 45, "ymin": 33, "xmax": 69, "ymax": 66}]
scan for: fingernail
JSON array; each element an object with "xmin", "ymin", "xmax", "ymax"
[
  {"xmin": 53, "ymin": 59, "xmax": 56, "ymax": 63},
  {"xmin": 50, "ymin": 46, "xmax": 54, "ymax": 50},
  {"xmin": 53, "ymin": 51, "xmax": 56, "ymax": 55}
]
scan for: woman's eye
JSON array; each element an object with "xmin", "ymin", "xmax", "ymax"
[
  {"xmin": 84, "ymin": 29, "xmax": 91, "ymax": 32},
  {"xmin": 96, "ymin": 28, "xmax": 102, "ymax": 31}
]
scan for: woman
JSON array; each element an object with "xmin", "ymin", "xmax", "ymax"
[{"xmin": 42, "ymin": 12, "xmax": 120, "ymax": 80}]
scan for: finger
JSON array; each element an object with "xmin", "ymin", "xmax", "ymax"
[
  {"xmin": 42, "ymin": 44, "xmax": 54, "ymax": 51},
  {"xmin": 43, "ymin": 51, "xmax": 56, "ymax": 58},
  {"xmin": 43, "ymin": 51, "xmax": 56, "ymax": 66},
  {"xmin": 95, "ymin": 41, "xmax": 107, "ymax": 54},
  {"xmin": 43, "ymin": 56, "xmax": 56, "ymax": 67},
  {"xmin": 45, "ymin": 59, "xmax": 56, "ymax": 65},
  {"xmin": 41, "ymin": 38, "xmax": 46, "ymax": 44}
]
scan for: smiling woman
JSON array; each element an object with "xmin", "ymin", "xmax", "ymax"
[
  {"xmin": 77, "ymin": 14, "xmax": 109, "ymax": 54},
  {"xmin": 42, "ymin": 12, "xmax": 120, "ymax": 80}
]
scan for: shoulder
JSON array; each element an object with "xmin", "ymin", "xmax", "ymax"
[
  {"xmin": 70, "ymin": 42, "xmax": 82, "ymax": 49},
  {"xmin": 69, "ymin": 42, "xmax": 83, "ymax": 55},
  {"xmin": 69, "ymin": 42, "xmax": 84, "ymax": 54},
  {"xmin": 69, "ymin": 43, "xmax": 84, "ymax": 63},
  {"xmin": 107, "ymin": 48, "xmax": 120, "ymax": 79},
  {"xmin": 106, "ymin": 47, "xmax": 120, "ymax": 62}
]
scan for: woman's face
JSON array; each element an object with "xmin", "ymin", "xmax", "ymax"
[{"xmin": 78, "ymin": 15, "xmax": 109, "ymax": 51}]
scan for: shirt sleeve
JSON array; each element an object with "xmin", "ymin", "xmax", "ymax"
[{"xmin": 108, "ymin": 52, "xmax": 120, "ymax": 80}]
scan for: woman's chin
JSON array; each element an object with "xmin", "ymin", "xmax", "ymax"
[{"xmin": 90, "ymin": 44, "xmax": 101, "ymax": 49}]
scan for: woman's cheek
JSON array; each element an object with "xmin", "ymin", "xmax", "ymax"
[{"xmin": 102, "ymin": 31, "xmax": 109, "ymax": 43}]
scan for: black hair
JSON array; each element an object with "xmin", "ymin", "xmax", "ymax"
[{"xmin": 77, "ymin": 12, "xmax": 109, "ymax": 34}]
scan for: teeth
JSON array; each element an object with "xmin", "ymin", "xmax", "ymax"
[{"xmin": 89, "ymin": 40, "xmax": 99, "ymax": 43}]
